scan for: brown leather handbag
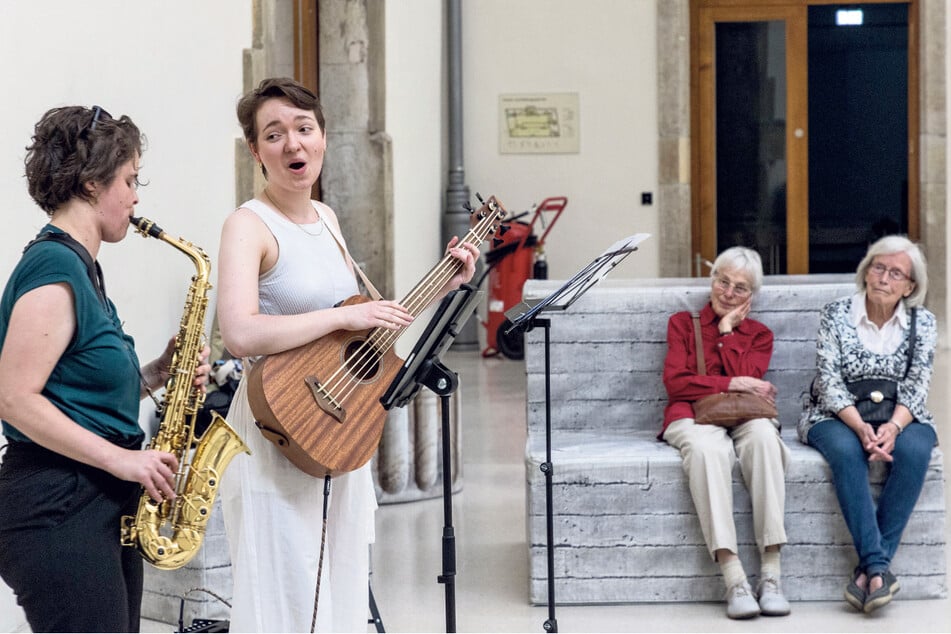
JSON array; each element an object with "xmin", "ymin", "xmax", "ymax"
[{"xmin": 691, "ymin": 314, "xmax": 777, "ymax": 427}]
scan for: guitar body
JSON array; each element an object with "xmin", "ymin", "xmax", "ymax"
[
  {"xmin": 246, "ymin": 195, "xmax": 506, "ymax": 477},
  {"xmin": 247, "ymin": 295, "xmax": 403, "ymax": 477}
]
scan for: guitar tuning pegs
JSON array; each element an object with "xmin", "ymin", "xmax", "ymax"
[
  {"xmin": 498, "ymin": 224, "xmax": 511, "ymax": 236},
  {"xmin": 462, "ymin": 201, "xmax": 474, "ymax": 213},
  {"xmin": 475, "ymin": 192, "xmax": 485, "ymax": 204},
  {"xmin": 492, "ymin": 237, "xmax": 504, "ymax": 248}
]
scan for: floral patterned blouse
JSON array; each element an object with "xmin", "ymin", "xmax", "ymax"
[{"xmin": 798, "ymin": 294, "xmax": 936, "ymax": 443}]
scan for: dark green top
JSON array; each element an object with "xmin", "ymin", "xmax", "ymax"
[{"xmin": 0, "ymin": 226, "xmax": 144, "ymax": 448}]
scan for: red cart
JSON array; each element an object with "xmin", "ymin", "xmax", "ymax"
[{"xmin": 480, "ymin": 196, "xmax": 567, "ymax": 359}]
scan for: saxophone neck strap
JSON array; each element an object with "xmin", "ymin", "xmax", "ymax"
[
  {"xmin": 24, "ymin": 230, "xmax": 108, "ymax": 308},
  {"xmin": 24, "ymin": 230, "xmax": 159, "ymax": 406}
]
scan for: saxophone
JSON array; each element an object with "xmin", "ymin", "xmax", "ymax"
[{"xmin": 120, "ymin": 216, "xmax": 251, "ymax": 570}]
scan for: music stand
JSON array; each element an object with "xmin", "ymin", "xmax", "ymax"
[
  {"xmin": 505, "ymin": 233, "xmax": 650, "ymax": 633},
  {"xmin": 381, "ymin": 284, "xmax": 482, "ymax": 633}
]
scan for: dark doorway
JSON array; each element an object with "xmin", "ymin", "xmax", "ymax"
[
  {"xmin": 807, "ymin": 3, "xmax": 908, "ymax": 273},
  {"xmin": 697, "ymin": 1, "xmax": 914, "ymax": 275},
  {"xmin": 714, "ymin": 19, "xmax": 789, "ymax": 273}
]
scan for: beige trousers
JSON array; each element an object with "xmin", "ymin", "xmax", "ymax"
[{"xmin": 663, "ymin": 417, "xmax": 790, "ymax": 560}]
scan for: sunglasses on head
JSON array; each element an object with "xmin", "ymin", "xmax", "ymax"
[{"xmin": 89, "ymin": 105, "xmax": 112, "ymax": 132}]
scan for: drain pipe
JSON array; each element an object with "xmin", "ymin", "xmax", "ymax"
[{"xmin": 443, "ymin": 0, "xmax": 479, "ymax": 348}]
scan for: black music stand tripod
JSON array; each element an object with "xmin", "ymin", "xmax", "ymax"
[
  {"xmin": 381, "ymin": 284, "xmax": 482, "ymax": 633},
  {"xmin": 505, "ymin": 234, "xmax": 650, "ymax": 633}
]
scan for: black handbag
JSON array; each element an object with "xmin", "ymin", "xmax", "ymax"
[
  {"xmin": 841, "ymin": 307, "xmax": 917, "ymax": 424},
  {"xmin": 845, "ymin": 378, "xmax": 898, "ymax": 424}
]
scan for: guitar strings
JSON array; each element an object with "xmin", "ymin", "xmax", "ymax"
[
  {"xmin": 320, "ymin": 252, "xmax": 463, "ymax": 405},
  {"xmin": 360, "ymin": 209, "xmax": 499, "ymax": 357},
  {"xmin": 323, "ymin": 227, "xmax": 481, "ymax": 403},
  {"xmin": 317, "ymin": 205, "xmax": 502, "ymax": 407}
]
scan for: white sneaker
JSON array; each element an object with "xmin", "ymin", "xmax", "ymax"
[
  {"xmin": 756, "ymin": 577, "xmax": 791, "ymax": 616},
  {"xmin": 725, "ymin": 580, "xmax": 760, "ymax": 619}
]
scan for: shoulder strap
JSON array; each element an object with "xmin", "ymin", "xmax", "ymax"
[
  {"xmin": 903, "ymin": 306, "xmax": 917, "ymax": 379},
  {"xmin": 23, "ymin": 232, "xmax": 108, "ymax": 308},
  {"xmin": 691, "ymin": 313, "xmax": 706, "ymax": 376},
  {"xmin": 319, "ymin": 211, "xmax": 383, "ymax": 301}
]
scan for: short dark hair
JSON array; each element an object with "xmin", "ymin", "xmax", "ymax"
[
  {"xmin": 237, "ymin": 78, "xmax": 325, "ymax": 177},
  {"xmin": 237, "ymin": 77, "xmax": 325, "ymax": 143},
  {"xmin": 24, "ymin": 106, "xmax": 144, "ymax": 215}
]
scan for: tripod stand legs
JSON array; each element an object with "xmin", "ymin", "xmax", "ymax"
[
  {"xmin": 368, "ymin": 583, "xmax": 385, "ymax": 633},
  {"xmin": 437, "ymin": 391, "xmax": 457, "ymax": 633},
  {"xmin": 541, "ymin": 320, "xmax": 557, "ymax": 633}
]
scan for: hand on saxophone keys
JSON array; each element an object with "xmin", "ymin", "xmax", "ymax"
[
  {"xmin": 193, "ymin": 344, "xmax": 212, "ymax": 393},
  {"xmin": 111, "ymin": 447, "xmax": 179, "ymax": 503},
  {"xmin": 144, "ymin": 337, "xmax": 212, "ymax": 395}
]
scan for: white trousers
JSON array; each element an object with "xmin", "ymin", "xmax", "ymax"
[
  {"xmin": 663, "ymin": 417, "xmax": 790, "ymax": 560},
  {"xmin": 220, "ymin": 377, "xmax": 377, "ymax": 633}
]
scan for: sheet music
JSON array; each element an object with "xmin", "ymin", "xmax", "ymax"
[{"xmin": 505, "ymin": 233, "xmax": 650, "ymax": 328}]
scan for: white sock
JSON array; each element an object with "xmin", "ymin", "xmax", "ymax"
[
  {"xmin": 720, "ymin": 558, "xmax": 747, "ymax": 589},
  {"xmin": 761, "ymin": 550, "xmax": 781, "ymax": 581}
]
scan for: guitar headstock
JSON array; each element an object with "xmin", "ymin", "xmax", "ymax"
[{"xmin": 464, "ymin": 193, "xmax": 507, "ymax": 247}]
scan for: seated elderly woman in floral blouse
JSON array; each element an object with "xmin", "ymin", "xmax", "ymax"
[{"xmin": 799, "ymin": 235, "xmax": 936, "ymax": 614}]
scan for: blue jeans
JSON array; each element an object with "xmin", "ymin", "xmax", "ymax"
[{"xmin": 807, "ymin": 418, "xmax": 936, "ymax": 576}]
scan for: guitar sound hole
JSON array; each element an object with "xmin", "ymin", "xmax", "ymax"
[{"xmin": 344, "ymin": 340, "xmax": 380, "ymax": 381}]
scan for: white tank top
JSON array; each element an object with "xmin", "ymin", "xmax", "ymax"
[{"xmin": 240, "ymin": 198, "xmax": 359, "ymax": 315}]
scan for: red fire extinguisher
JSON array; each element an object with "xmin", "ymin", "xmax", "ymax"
[{"xmin": 479, "ymin": 197, "xmax": 566, "ymax": 359}]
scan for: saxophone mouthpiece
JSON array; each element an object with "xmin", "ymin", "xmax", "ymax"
[{"xmin": 130, "ymin": 216, "xmax": 165, "ymax": 239}]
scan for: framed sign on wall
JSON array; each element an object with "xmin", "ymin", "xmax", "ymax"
[{"xmin": 499, "ymin": 93, "xmax": 579, "ymax": 154}]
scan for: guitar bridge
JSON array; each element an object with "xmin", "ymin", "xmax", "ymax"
[{"xmin": 304, "ymin": 375, "xmax": 345, "ymax": 423}]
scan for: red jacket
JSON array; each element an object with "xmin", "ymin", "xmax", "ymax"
[{"xmin": 661, "ymin": 303, "xmax": 774, "ymax": 436}]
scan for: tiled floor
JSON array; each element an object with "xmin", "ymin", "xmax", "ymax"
[{"xmin": 142, "ymin": 346, "xmax": 949, "ymax": 633}]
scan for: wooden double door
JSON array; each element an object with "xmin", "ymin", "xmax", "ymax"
[{"xmin": 691, "ymin": 0, "xmax": 918, "ymax": 275}]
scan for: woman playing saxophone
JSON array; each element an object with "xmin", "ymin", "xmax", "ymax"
[{"xmin": 0, "ymin": 105, "xmax": 211, "ymax": 632}]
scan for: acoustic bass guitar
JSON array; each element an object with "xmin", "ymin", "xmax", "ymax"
[{"xmin": 247, "ymin": 195, "xmax": 507, "ymax": 477}]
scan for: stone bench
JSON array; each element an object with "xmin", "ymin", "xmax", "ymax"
[{"xmin": 522, "ymin": 276, "xmax": 947, "ymax": 605}]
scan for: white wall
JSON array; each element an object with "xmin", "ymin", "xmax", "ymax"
[
  {"xmin": 383, "ymin": 0, "xmax": 658, "ymax": 353},
  {"xmin": 0, "ymin": 0, "xmax": 251, "ymax": 356},
  {"xmin": 385, "ymin": 0, "xmax": 447, "ymax": 299},
  {"xmin": 460, "ymin": 0, "xmax": 659, "ymax": 280},
  {"xmin": 0, "ymin": 2, "xmax": 251, "ymax": 629},
  {"xmin": 385, "ymin": 0, "xmax": 660, "ymax": 290}
]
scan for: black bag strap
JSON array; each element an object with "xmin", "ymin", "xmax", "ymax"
[
  {"xmin": 903, "ymin": 306, "xmax": 917, "ymax": 380},
  {"xmin": 23, "ymin": 231, "xmax": 108, "ymax": 308}
]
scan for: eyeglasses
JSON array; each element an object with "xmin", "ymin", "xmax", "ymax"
[
  {"xmin": 713, "ymin": 276, "xmax": 752, "ymax": 298},
  {"xmin": 89, "ymin": 105, "xmax": 111, "ymax": 132},
  {"xmin": 869, "ymin": 262, "xmax": 912, "ymax": 282}
]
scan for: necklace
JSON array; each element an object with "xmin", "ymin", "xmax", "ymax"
[{"xmin": 263, "ymin": 188, "xmax": 324, "ymax": 237}]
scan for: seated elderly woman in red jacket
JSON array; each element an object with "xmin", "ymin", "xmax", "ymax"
[{"xmin": 661, "ymin": 246, "xmax": 790, "ymax": 620}]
